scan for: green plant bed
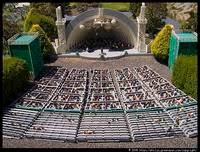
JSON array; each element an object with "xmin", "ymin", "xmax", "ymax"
[{"xmin": 172, "ymin": 55, "xmax": 197, "ymax": 100}]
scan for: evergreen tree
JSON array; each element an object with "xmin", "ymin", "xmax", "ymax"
[
  {"xmin": 146, "ymin": 3, "xmax": 167, "ymax": 38},
  {"xmin": 129, "ymin": 3, "xmax": 141, "ymax": 19},
  {"xmin": 29, "ymin": 24, "xmax": 56, "ymax": 63},
  {"xmin": 24, "ymin": 8, "xmax": 56, "ymax": 40},
  {"xmin": 150, "ymin": 24, "xmax": 173, "ymax": 64}
]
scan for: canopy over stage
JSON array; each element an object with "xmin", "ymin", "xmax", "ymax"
[{"xmin": 54, "ymin": 4, "xmax": 148, "ymax": 55}]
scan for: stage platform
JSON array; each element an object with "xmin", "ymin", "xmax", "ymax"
[{"xmin": 58, "ymin": 49, "xmax": 152, "ymax": 59}]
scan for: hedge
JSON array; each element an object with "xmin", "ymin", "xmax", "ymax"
[
  {"xmin": 172, "ymin": 55, "xmax": 197, "ymax": 100},
  {"xmin": 151, "ymin": 24, "xmax": 173, "ymax": 64},
  {"xmin": 3, "ymin": 56, "xmax": 30, "ymax": 106},
  {"xmin": 24, "ymin": 8, "xmax": 56, "ymax": 39},
  {"xmin": 29, "ymin": 24, "xmax": 56, "ymax": 63}
]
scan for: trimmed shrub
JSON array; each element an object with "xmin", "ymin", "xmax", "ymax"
[
  {"xmin": 29, "ymin": 24, "xmax": 56, "ymax": 63},
  {"xmin": 172, "ymin": 55, "xmax": 197, "ymax": 100},
  {"xmin": 24, "ymin": 8, "xmax": 56, "ymax": 39},
  {"xmin": 3, "ymin": 57, "xmax": 30, "ymax": 106},
  {"xmin": 151, "ymin": 24, "xmax": 173, "ymax": 64}
]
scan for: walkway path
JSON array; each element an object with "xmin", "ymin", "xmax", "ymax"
[{"xmin": 48, "ymin": 55, "xmax": 171, "ymax": 81}]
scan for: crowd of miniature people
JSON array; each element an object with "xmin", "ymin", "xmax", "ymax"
[
  {"xmin": 46, "ymin": 69, "xmax": 87, "ymax": 110},
  {"xmin": 86, "ymin": 69, "xmax": 122, "ymax": 110},
  {"xmin": 14, "ymin": 66, "xmax": 195, "ymax": 111},
  {"xmin": 115, "ymin": 68, "xmax": 158, "ymax": 110},
  {"xmin": 157, "ymin": 88, "xmax": 184, "ymax": 100},
  {"xmin": 134, "ymin": 65, "xmax": 194, "ymax": 108},
  {"xmin": 86, "ymin": 102, "xmax": 121, "ymax": 110},
  {"xmin": 69, "ymin": 38, "xmax": 132, "ymax": 52},
  {"xmin": 161, "ymin": 96, "xmax": 196, "ymax": 108},
  {"xmin": 48, "ymin": 102, "xmax": 82, "ymax": 110}
]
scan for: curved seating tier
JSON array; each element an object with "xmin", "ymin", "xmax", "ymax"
[
  {"xmin": 3, "ymin": 108, "xmax": 39, "ymax": 138},
  {"xmin": 77, "ymin": 112, "xmax": 130, "ymax": 142},
  {"xmin": 127, "ymin": 110, "xmax": 184, "ymax": 141},
  {"xmin": 25, "ymin": 111, "xmax": 80, "ymax": 141},
  {"xmin": 3, "ymin": 66, "xmax": 198, "ymax": 142},
  {"xmin": 166, "ymin": 105, "xmax": 198, "ymax": 138}
]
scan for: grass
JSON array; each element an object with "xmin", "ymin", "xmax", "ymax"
[
  {"xmin": 69, "ymin": 3, "xmax": 79, "ymax": 7},
  {"xmin": 3, "ymin": 54, "xmax": 11, "ymax": 59},
  {"xmin": 69, "ymin": 2, "xmax": 130, "ymax": 11},
  {"xmin": 101, "ymin": 3, "xmax": 130, "ymax": 11}
]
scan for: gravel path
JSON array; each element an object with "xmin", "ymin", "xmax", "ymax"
[
  {"xmin": 47, "ymin": 55, "xmax": 172, "ymax": 81},
  {"xmin": 3, "ymin": 137, "xmax": 197, "ymax": 148},
  {"xmin": 3, "ymin": 56, "xmax": 197, "ymax": 149}
]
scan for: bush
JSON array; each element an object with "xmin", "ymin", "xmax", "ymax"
[
  {"xmin": 29, "ymin": 24, "xmax": 56, "ymax": 63},
  {"xmin": 151, "ymin": 24, "xmax": 173, "ymax": 64},
  {"xmin": 172, "ymin": 55, "xmax": 197, "ymax": 100},
  {"xmin": 3, "ymin": 57, "xmax": 30, "ymax": 106},
  {"xmin": 24, "ymin": 8, "xmax": 56, "ymax": 39}
]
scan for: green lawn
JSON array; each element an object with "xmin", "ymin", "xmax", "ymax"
[
  {"xmin": 69, "ymin": 3, "xmax": 130, "ymax": 11},
  {"xmin": 101, "ymin": 3, "xmax": 130, "ymax": 11}
]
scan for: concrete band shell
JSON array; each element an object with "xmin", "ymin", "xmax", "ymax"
[{"xmin": 65, "ymin": 8, "xmax": 138, "ymax": 52}]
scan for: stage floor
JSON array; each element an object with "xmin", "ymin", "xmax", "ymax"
[{"xmin": 60, "ymin": 49, "xmax": 150, "ymax": 59}]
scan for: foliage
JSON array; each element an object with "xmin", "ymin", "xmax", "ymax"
[
  {"xmin": 150, "ymin": 24, "xmax": 173, "ymax": 64},
  {"xmin": 24, "ymin": 8, "xmax": 56, "ymax": 40},
  {"xmin": 28, "ymin": 24, "xmax": 56, "ymax": 63},
  {"xmin": 180, "ymin": 11, "xmax": 197, "ymax": 32},
  {"xmin": 129, "ymin": 3, "xmax": 167, "ymax": 38},
  {"xmin": 30, "ymin": 3, "xmax": 56, "ymax": 20},
  {"xmin": 3, "ymin": 3, "xmax": 23, "ymax": 54},
  {"xmin": 172, "ymin": 55, "xmax": 197, "ymax": 100},
  {"xmin": 146, "ymin": 3, "xmax": 168, "ymax": 38},
  {"xmin": 129, "ymin": 3, "xmax": 141, "ymax": 18},
  {"xmin": 3, "ymin": 56, "xmax": 30, "ymax": 106}
]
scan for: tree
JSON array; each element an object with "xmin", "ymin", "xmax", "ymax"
[
  {"xmin": 3, "ymin": 3, "xmax": 22, "ymax": 54},
  {"xmin": 150, "ymin": 24, "xmax": 173, "ymax": 64},
  {"xmin": 52, "ymin": 3, "xmax": 69, "ymax": 17},
  {"xmin": 3, "ymin": 56, "xmax": 29, "ymax": 106},
  {"xmin": 29, "ymin": 3, "xmax": 57, "ymax": 20},
  {"xmin": 24, "ymin": 8, "xmax": 56, "ymax": 40},
  {"xmin": 145, "ymin": 3, "xmax": 167, "ymax": 38},
  {"xmin": 129, "ymin": 3, "xmax": 141, "ymax": 19},
  {"xmin": 29, "ymin": 24, "xmax": 56, "ymax": 63},
  {"xmin": 180, "ymin": 11, "xmax": 197, "ymax": 32}
]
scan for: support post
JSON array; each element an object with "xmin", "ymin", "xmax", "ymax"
[
  {"xmin": 55, "ymin": 6, "xmax": 67, "ymax": 54},
  {"xmin": 136, "ymin": 3, "xmax": 147, "ymax": 53}
]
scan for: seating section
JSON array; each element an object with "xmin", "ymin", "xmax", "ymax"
[
  {"xmin": 127, "ymin": 110, "xmax": 184, "ymax": 141},
  {"xmin": 134, "ymin": 65, "xmax": 197, "ymax": 108},
  {"xmin": 46, "ymin": 69, "xmax": 88, "ymax": 111},
  {"xmin": 114, "ymin": 68, "xmax": 161, "ymax": 111},
  {"xmin": 12, "ymin": 67, "xmax": 69, "ymax": 110},
  {"xmin": 85, "ymin": 69, "xmax": 122, "ymax": 111},
  {"xmin": 3, "ymin": 66, "xmax": 198, "ymax": 142},
  {"xmin": 167, "ymin": 105, "xmax": 198, "ymax": 138},
  {"xmin": 133, "ymin": 65, "xmax": 198, "ymax": 138},
  {"xmin": 3, "ymin": 108, "xmax": 39, "ymax": 138},
  {"xmin": 77, "ymin": 112, "xmax": 130, "ymax": 142},
  {"xmin": 25, "ymin": 112, "xmax": 80, "ymax": 141}
]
